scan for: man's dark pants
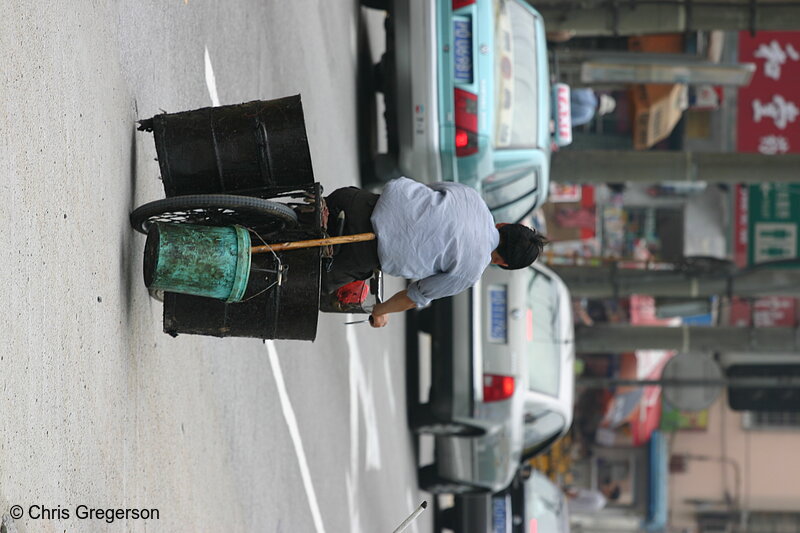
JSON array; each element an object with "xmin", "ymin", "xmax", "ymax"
[{"xmin": 323, "ymin": 186, "xmax": 381, "ymax": 292}]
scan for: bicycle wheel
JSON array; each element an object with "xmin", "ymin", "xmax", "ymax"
[{"xmin": 129, "ymin": 194, "xmax": 298, "ymax": 234}]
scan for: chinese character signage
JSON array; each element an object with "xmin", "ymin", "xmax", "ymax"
[
  {"xmin": 736, "ymin": 31, "xmax": 800, "ymax": 268},
  {"xmin": 733, "ymin": 32, "xmax": 800, "ymax": 326},
  {"xmin": 753, "ymin": 39, "xmax": 799, "ymax": 81},
  {"xmin": 747, "ymin": 182, "xmax": 800, "ymax": 264},
  {"xmin": 738, "ymin": 31, "xmax": 800, "ymax": 153}
]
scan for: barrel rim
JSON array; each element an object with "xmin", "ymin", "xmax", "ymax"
[{"xmin": 226, "ymin": 225, "xmax": 252, "ymax": 303}]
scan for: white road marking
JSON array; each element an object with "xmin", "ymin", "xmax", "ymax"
[
  {"xmin": 204, "ymin": 46, "xmax": 221, "ymax": 107},
  {"xmin": 345, "ymin": 472, "xmax": 364, "ymax": 533},
  {"xmin": 345, "ymin": 317, "xmax": 384, "ymax": 532},
  {"xmin": 346, "ymin": 323, "xmax": 364, "ymax": 533},
  {"xmin": 346, "ymin": 320, "xmax": 382, "ymax": 471},
  {"xmin": 382, "ymin": 351, "xmax": 397, "ymax": 416},
  {"xmin": 404, "ymin": 490, "xmax": 421, "ymax": 533},
  {"xmin": 346, "ymin": 385, "xmax": 367, "ymax": 533},
  {"xmin": 266, "ymin": 341, "xmax": 326, "ymax": 533}
]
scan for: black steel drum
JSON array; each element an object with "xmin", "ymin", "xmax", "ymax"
[
  {"xmin": 163, "ymin": 246, "xmax": 321, "ymax": 341},
  {"xmin": 139, "ymin": 95, "xmax": 315, "ymax": 197}
]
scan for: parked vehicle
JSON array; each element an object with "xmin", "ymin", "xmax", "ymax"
[
  {"xmin": 409, "ymin": 262, "xmax": 575, "ymax": 494},
  {"xmin": 366, "ymin": 0, "xmax": 570, "ymax": 222},
  {"xmin": 438, "ymin": 469, "xmax": 571, "ymax": 532}
]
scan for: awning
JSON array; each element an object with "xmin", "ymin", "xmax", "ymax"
[
  {"xmin": 643, "ymin": 430, "xmax": 669, "ymax": 532},
  {"xmin": 599, "ymin": 296, "xmax": 678, "ymax": 446},
  {"xmin": 601, "ymin": 352, "xmax": 670, "ymax": 446},
  {"xmin": 630, "ymin": 297, "xmax": 678, "ymax": 446}
]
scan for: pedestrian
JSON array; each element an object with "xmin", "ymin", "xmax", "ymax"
[
  {"xmin": 570, "ymin": 88, "xmax": 617, "ymax": 127},
  {"xmin": 324, "ymin": 177, "xmax": 547, "ymax": 328},
  {"xmin": 565, "ymin": 481, "xmax": 622, "ymax": 514}
]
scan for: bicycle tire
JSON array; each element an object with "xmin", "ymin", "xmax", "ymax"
[{"xmin": 129, "ymin": 194, "xmax": 298, "ymax": 234}]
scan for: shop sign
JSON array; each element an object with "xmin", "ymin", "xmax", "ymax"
[{"xmin": 738, "ymin": 31, "xmax": 800, "ymax": 154}]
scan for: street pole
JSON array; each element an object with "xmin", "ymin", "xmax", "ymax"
[
  {"xmin": 580, "ymin": 59, "xmax": 754, "ymax": 86},
  {"xmin": 534, "ymin": 1, "xmax": 800, "ymax": 36},
  {"xmin": 578, "ymin": 375, "xmax": 800, "ymax": 388},
  {"xmin": 548, "ymin": 264, "xmax": 800, "ymax": 298},
  {"xmin": 575, "ymin": 324, "xmax": 800, "ymax": 353},
  {"xmin": 550, "ymin": 150, "xmax": 800, "ymax": 184},
  {"xmin": 586, "ymin": 58, "xmax": 752, "ymax": 86},
  {"xmin": 555, "ymin": 50, "xmax": 755, "ymax": 87}
]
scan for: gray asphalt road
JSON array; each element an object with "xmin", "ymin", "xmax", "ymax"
[{"xmin": 0, "ymin": 1, "xmax": 431, "ymax": 532}]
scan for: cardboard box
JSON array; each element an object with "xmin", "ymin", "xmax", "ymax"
[{"xmin": 632, "ymin": 83, "xmax": 688, "ymax": 150}]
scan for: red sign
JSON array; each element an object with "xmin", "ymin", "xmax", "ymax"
[
  {"xmin": 737, "ymin": 31, "xmax": 800, "ymax": 153},
  {"xmin": 729, "ymin": 295, "xmax": 798, "ymax": 327},
  {"xmin": 734, "ymin": 32, "xmax": 800, "ymax": 328},
  {"xmin": 555, "ymin": 83, "xmax": 573, "ymax": 147},
  {"xmin": 629, "ymin": 296, "xmax": 676, "ymax": 446},
  {"xmin": 728, "ymin": 297, "xmax": 753, "ymax": 327},
  {"xmin": 733, "ymin": 185, "xmax": 749, "ymax": 268},
  {"xmin": 754, "ymin": 297, "xmax": 798, "ymax": 326}
]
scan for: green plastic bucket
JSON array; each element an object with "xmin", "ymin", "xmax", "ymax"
[{"xmin": 143, "ymin": 222, "xmax": 252, "ymax": 303}]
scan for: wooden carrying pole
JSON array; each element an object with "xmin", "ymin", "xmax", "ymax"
[{"xmin": 250, "ymin": 232, "xmax": 376, "ymax": 254}]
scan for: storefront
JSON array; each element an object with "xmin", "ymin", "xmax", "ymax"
[{"xmin": 568, "ymin": 431, "xmax": 669, "ymax": 533}]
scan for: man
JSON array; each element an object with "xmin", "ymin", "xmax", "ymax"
[
  {"xmin": 324, "ymin": 177, "xmax": 547, "ymax": 328},
  {"xmin": 565, "ymin": 481, "xmax": 622, "ymax": 514},
  {"xmin": 570, "ymin": 88, "xmax": 617, "ymax": 127}
]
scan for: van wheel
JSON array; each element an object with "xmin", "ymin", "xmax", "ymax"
[
  {"xmin": 360, "ymin": 0, "xmax": 389, "ymax": 10},
  {"xmin": 418, "ymin": 465, "xmax": 487, "ymax": 495},
  {"xmin": 411, "ymin": 404, "xmax": 485, "ymax": 437},
  {"xmin": 439, "ymin": 507, "xmax": 457, "ymax": 530}
]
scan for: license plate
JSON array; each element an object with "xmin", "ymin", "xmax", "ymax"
[
  {"xmin": 492, "ymin": 496, "xmax": 508, "ymax": 533},
  {"xmin": 453, "ymin": 18, "xmax": 473, "ymax": 83},
  {"xmin": 488, "ymin": 285, "xmax": 507, "ymax": 344}
]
